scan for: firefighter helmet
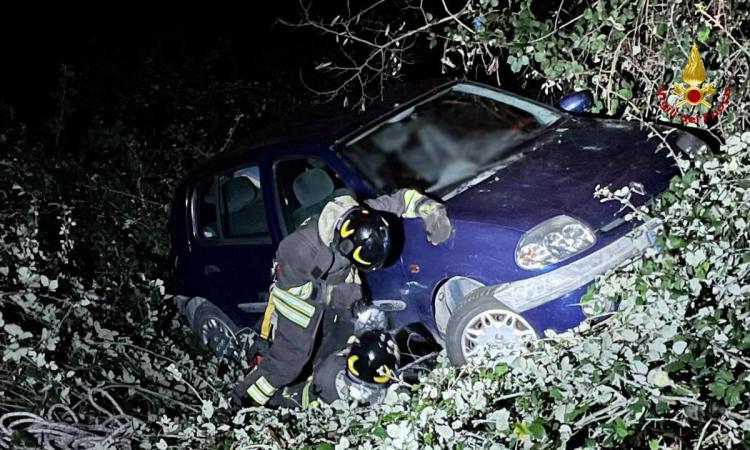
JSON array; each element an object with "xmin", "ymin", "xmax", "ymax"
[
  {"xmin": 335, "ymin": 207, "xmax": 391, "ymax": 272},
  {"xmin": 346, "ymin": 330, "xmax": 400, "ymax": 385}
]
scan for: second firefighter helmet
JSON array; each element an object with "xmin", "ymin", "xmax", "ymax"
[
  {"xmin": 346, "ymin": 329, "xmax": 400, "ymax": 385},
  {"xmin": 335, "ymin": 207, "xmax": 391, "ymax": 271}
]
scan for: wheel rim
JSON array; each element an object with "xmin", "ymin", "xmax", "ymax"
[
  {"xmin": 461, "ymin": 308, "xmax": 536, "ymax": 362},
  {"xmin": 199, "ymin": 317, "xmax": 236, "ymax": 357}
]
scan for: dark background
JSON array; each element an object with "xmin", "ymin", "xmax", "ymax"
[
  {"xmin": 5, "ymin": 1, "xmax": 540, "ymax": 128},
  {"xmin": 1, "ymin": 5, "xmax": 322, "ymax": 122},
  {"xmin": 0, "ymin": 3, "xmax": 467, "ymax": 127}
]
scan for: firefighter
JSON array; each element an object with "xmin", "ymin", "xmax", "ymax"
[
  {"xmin": 230, "ymin": 189, "xmax": 451, "ymax": 407},
  {"xmin": 266, "ymin": 322, "xmax": 400, "ymax": 408}
]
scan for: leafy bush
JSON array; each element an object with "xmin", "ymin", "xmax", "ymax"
[{"xmin": 0, "ymin": 58, "xmax": 295, "ymax": 448}]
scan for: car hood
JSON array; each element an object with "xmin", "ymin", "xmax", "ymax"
[{"xmin": 443, "ymin": 117, "xmax": 678, "ymax": 232}]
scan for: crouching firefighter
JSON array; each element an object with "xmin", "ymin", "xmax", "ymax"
[
  {"xmin": 230, "ymin": 190, "xmax": 451, "ymax": 407},
  {"xmin": 267, "ymin": 326, "xmax": 401, "ymax": 408}
]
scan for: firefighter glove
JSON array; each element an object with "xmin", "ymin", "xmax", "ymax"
[{"xmin": 417, "ymin": 199, "xmax": 452, "ymax": 245}]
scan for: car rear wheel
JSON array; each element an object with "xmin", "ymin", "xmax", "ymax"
[
  {"xmin": 445, "ymin": 294, "xmax": 537, "ymax": 366},
  {"xmin": 191, "ymin": 301, "xmax": 239, "ymax": 359}
]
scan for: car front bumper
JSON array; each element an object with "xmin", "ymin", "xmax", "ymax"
[{"xmin": 464, "ymin": 217, "xmax": 662, "ymax": 313}]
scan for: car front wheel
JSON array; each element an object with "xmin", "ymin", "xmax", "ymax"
[
  {"xmin": 445, "ymin": 294, "xmax": 537, "ymax": 366},
  {"xmin": 191, "ymin": 301, "xmax": 240, "ymax": 359}
]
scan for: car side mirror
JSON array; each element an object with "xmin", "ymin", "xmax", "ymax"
[{"xmin": 558, "ymin": 90, "xmax": 593, "ymax": 114}]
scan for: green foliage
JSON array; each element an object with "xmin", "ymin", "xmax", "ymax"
[{"xmin": 0, "ymin": 58, "xmax": 296, "ymax": 447}]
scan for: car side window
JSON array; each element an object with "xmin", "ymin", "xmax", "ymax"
[
  {"xmin": 275, "ymin": 158, "xmax": 353, "ymax": 232},
  {"xmin": 194, "ymin": 178, "xmax": 220, "ymax": 239},
  {"xmin": 219, "ymin": 165, "xmax": 270, "ymax": 238}
]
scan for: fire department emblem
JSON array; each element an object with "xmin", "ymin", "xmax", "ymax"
[
  {"xmin": 656, "ymin": 42, "xmax": 731, "ymax": 124},
  {"xmin": 672, "ymin": 43, "xmax": 715, "ymax": 108}
]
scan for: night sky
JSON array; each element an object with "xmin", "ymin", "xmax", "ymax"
[{"xmin": 0, "ymin": 4, "xmax": 331, "ymax": 123}]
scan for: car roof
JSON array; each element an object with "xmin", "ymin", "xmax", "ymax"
[{"xmin": 185, "ymin": 78, "xmax": 459, "ymax": 181}]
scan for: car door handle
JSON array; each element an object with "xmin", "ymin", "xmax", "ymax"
[{"xmin": 204, "ymin": 265, "xmax": 221, "ymax": 276}]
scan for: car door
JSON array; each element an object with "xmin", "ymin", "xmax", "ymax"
[{"xmin": 191, "ymin": 163, "xmax": 276, "ymax": 326}]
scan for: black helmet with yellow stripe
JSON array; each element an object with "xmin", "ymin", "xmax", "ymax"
[
  {"xmin": 346, "ymin": 330, "xmax": 399, "ymax": 386},
  {"xmin": 334, "ymin": 207, "xmax": 391, "ymax": 272}
]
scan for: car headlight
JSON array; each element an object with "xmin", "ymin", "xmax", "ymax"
[
  {"xmin": 515, "ymin": 215, "xmax": 596, "ymax": 270},
  {"xmin": 676, "ymin": 132, "xmax": 708, "ymax": 157}
]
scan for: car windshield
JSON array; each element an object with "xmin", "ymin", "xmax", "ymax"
[{"xmin": 343, "ymin": 84, "xmax": 561, "ymax": 198}]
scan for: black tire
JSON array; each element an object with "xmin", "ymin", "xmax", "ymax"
[
  {"xmin": 191, "ymin": 301, "xmax": 240, "ymax": 359},
  {"xmin": 445, "ymin": 292, "xmax": 537, "ymax": 366}
]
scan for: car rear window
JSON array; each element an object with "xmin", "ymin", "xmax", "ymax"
[
  {"xmin": 219, "ymin": 166, "xmax": 269, "ymax": 238},
  {"xmin": 194, "ymin": 178, "xmax": 219, "ymax": 239},
  {"xmin": 192, "ymin": 165, "xmax": 269, "ymax": 240}
]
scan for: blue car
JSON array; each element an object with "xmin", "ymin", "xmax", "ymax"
[{"xmin": 169, "ymin": 79, "xmax": 703, "ymax": 365}]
